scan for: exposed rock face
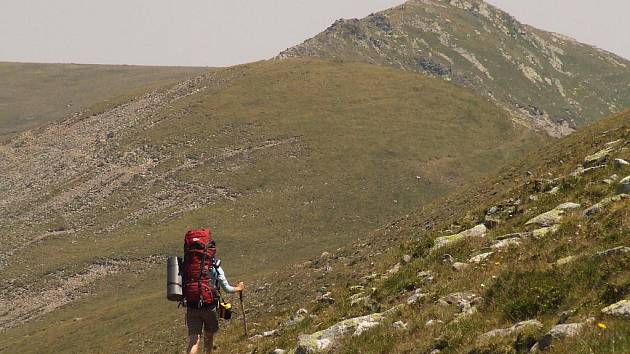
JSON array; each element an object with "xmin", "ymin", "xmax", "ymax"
[
  {"xmin": 601, "ymin": 300, "xmax": 630, "ymax": 318},
  {"xmin": 432, "ymin": 224, "xmax": 487, "ymax": 250},
  {"xmin": 278, "ymin": 0, "xmax": 630, "ymax": 135}
]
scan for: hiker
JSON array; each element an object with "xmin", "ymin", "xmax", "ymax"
[{"xmin": 181, "ymin": 229, "xmax": 245, "ymax": 354}]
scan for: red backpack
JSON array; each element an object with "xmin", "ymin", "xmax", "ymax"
[{"xmin": 182, "ymin": 229, "xmax": 218, "ymax": 308}]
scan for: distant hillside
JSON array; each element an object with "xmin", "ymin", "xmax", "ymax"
[
  {"xmin": 0, "ymin": 62, "xmax": 208, "ymax": 137},
  {"xmin": 279, "ymin": 0, "xmax": 630, "ymax": 136},
  {"xmin": 213, "ymin": 112, "xmax": 628, "ymax": 353},
  {"xmin": 0, "ymin": 59, "xmax": 544, "ymax": 352}
]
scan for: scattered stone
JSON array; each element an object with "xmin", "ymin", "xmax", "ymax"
[
  {"xmin": 432, "ymin": 224, "xmax": 487, "ymax": 250},
  {"xmin": 532, "ymin": 225, "xmax": 560, "ymax": 238},
  {"xmin": 468, "ymin": 252, "xmax": 494, "ymax": 264},
  {"xmin": 557, "ymin": 309, "xmax": 576, "ymax": 324},
  {"xmin": 584, "ymin": 147, "xmax": 613, "ymax": 167},
  {"xmin": 531, "ymin": 319, "xmax": 594, "ymax": 351},
  {"xmin": 478, "ymin": 319, "xmax": 543, "ymax": 341},
  {"xmin": 271, "ymin": 349, "xmax": 286, "ymax": 354},
  {"xmin": 614, "ymin": 158, "xmax": 629, "ymax": 167},
  {"xmin": 438, "ymin": 292, "xmax": 482, "ymax": 316},
  {"xmin": 349, "ymin": 285, "xmax": 365, "ymax": 294},
  {"xmin": 596, "ymin": 246, "xmax": 630, "ymax": 257},
  {"xmin": 402, "ymin": 254, "xmax": 413, "ymax": 264},
  {"xmin": 570, "ymin": 165, "xmax": 606, "ymax": 177},
  {"xmin": 442, "ymin": 254, "xmax": 455, "ymax": 264},
  {"xmin": 263, "ymin": 329, "xmax": 280, "ymax": 337},
  {"xmin": 491, "ymin": 237, "xmax": 522, "ymax": 249},
  {"xmin": 526, "ymin": 203, "xmax": 579, "ymax": 227},
  {"xmin": 547, "ymin": 186, "xmax": 560, "ymax": 195},
  {"xmin": 285, "ymin": 308, "xmax": 309, "ymax": 327},
  {"xmin": 295, "ymin": 310, "xmax": 396, "ymax": 353},
  {"xmin": 602, "ymin": 174, "xmax": 619, "ymax": 184},
  {"xmin": 554, "ymin": 255, "xmax": 577, "ymax": 266},
  {"xmin": 425, "ymin": 319, "xmax": 444, "ymax": 327},
  {"xmin": 617, "ymin": 176, "xmax": 630, "ymax": 194},
  {"xmin": 407, "ymin": 289, "xmax": 430, "ymax": 305},
  {"xmin": 317, "ymin": 292, "xmax": 334, "ymax": 304},
  {"xmin": 417, "ymin": 270, "xmax": 434, "ymax": 283},
  {"xmin": 496, "ymin": 232, "xmax": 531, "ymax": 240},
  {"xmin": 555, "ymin": 202, "xmax": 581, "ymax": 210},
  {"xmin": 484, "ymin": 214, "xmax": 502, "ymax": 229},
  {"xmin": 320, "ymin": 251, "xmax": 331, "ymax": 259},
  {"xmin": 584, "ymin": 194, "xmax": 629, "ymax": 216},
  {"xmin": 601, "ymin": 300, "xmax": 630, "ymax": 318},
  {"xmin": 392, "ymin": 321, "xmax": 408, "ymax": 330},
  {"xmin": 452, "ymin": 262, "xmax": 469, "ymax": 271},
  {"xmin": 387, "ymin": 263, "xmax": 401, "ymax": 275}
]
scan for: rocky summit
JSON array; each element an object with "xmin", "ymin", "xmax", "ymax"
[{"xmin": 279, "ymin": 0, "xmax": 630, "ymax": 137}]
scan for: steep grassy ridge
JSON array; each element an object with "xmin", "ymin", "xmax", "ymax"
[
  {"xmin": 0, "ymin": 59, "xmax": 542, "ymax": 352},
  {"xmin": 0, "ymin": 62, "xmax": 207, "ymax": 137},
  {"xmin": 212, "ymin": 111, "xmax": 629, "ymax": 353},
  {"xmin": 279, "ymin": 0, "xmax": 630, "ymax": 136}
]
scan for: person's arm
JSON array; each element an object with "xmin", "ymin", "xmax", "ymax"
[{"xmin": 216, "ymin": 267, "xmax": 244, "ymax": 294}]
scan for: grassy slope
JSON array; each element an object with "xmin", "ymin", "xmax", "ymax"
[
  {"xmin": 216, "ymin": 111, "xmax": 628, "ymax": 354},
  {"xmin": 0, "ymin": 59, "xmax": 543, "ymax": 353},
  {"xmin": 0, "ymin": 62, "xmax": 208, "ymax": 137}
]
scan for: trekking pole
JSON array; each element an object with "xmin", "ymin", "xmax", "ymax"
[{"xmin": 238, "ymin": 290, "xmax": 248, "ymax": 337}]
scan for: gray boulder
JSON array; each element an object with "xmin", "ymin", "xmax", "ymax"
[
  {"xmin": 526, "ymin": 203, "xmax": 580, "ymax": 227},
  {"xmin": 584, "ymin": 147, "xmax": 613, "ymax": 166},
  {"xmin": 478, "ymin": 319, "xmax": 543, "ymax": 341},
  {"xmin": 491, "ymin": 237, "xmax": 522, "ymax": 249},
  {"xmin": 295, "ymin": 305, "xmax": 403, "ymax": 353},
  {"xmin": 468, "ymin": 252, "xmax": 494, "ymax": 264},
  {"xmin": 601, "ymin": 300, "xmax": 630, "ymax": 318},
  {"xmin": 597, "ymin": 246, "xmax": 630, "ymax": 257},
  {"xmin": 584, "ymin": 194, "xmax": 629, "ymax": 216},
  {"xmin": 432, "ymin": 224, "xmax": 487, "ymax": 251},
  {"xmin": 613, "ymin": 158, "xmax": 629, "ymax": 167},
  {"xmin": 532, "ymin": 225, "xmax": 560, "ymax": 238},
  {"xmin": 531, "ymin": 318, "xmax": 594, "ymax": 352},
  {"xmin": 407, "ymin": 289, "xmax": 430, "ymax": 305},
  {"xmin": 618, "ymin": 175, "xmax": 630, "ymax": 194}
]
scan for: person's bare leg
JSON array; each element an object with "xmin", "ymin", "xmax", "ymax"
[
  {"xmin": 187, "ymin": 334, "xmax": 201, "ymax": 354},
  {"xmin": 203, "ymin": 331, "xmax": 214, "ymax": 354}
]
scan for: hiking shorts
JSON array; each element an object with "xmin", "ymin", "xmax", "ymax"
[{"xmin": 186, "ymin": 307, "xmax": 219, "ymax": 335}]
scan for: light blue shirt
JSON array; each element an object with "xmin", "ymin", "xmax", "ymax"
[{"xmin": 212, "ymin": 266, "xmax": 236, "ymax": 294}]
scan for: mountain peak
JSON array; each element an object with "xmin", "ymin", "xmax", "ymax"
[{"xmin": 278, "ymin": 0, "xmax": 630, "ymax": 137}]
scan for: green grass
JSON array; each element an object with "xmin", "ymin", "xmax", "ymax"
[
  {"xmin": 194, "ymin": 111, "xmax": 628, "ymax": 353},
  {"xmin": 0, "ymin": 58, "xmax": 545, "ymax": 353},
  {"xmin": 0, "ymin": 62, "xmax": 208, "ymax": 137}
]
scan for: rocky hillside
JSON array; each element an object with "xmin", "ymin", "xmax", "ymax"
[
  {"xmin": 278, "ymin": 0, "xmax": 630, "ymax": 137},
  {"xmin": 213, "ymin": 111, "xmax": 628, "ymax": 353},
  {"xmin": 0, "ymin": 59, "xmax": 544, "ymax": 352},
  {"xmin": 0, "ymin": 62, "xmax": 207, "ymax": 137}
]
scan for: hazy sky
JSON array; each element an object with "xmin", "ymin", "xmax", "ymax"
[{"xmin": 1, "ymin": 0, "xmax": 628, "ymax": 67}]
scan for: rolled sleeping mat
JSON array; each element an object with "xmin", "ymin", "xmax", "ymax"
[{"xmin": 166, "ymin": 256, "xmax": 183, "ymax": 301}]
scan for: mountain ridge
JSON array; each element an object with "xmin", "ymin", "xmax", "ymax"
[{"xmin": 278, "ymin": 0, "xmax": 630, "ymax": 137}]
